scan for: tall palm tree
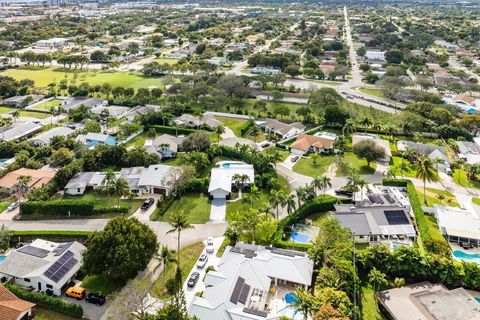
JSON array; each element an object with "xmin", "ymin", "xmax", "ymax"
[
  {"xmin": 342, "ymin": 119, "xmax": 356, "ymax": 136},
  {"xmin": 385, "ymin": 167, "xmax": 396, "ymax": 179},
  {"xmin": 156, "ymin": 245, "xmax": 177, "ymax": 280},
  {"xmin": 14, "ymin": 175, "xmax": 32, "ymax": 202},
  {"xmin": 295, "ymin": 186, "xmax": 307, "ymax": 207},
  {"xmin": 113, "ymin": 178, "xmax": 130, "ymax": 207},
  {"xmin": 269, "ymin": 189, "xmax": 286, "ymax": 220},
  {"xmin": 102, "ymin": 169, "xmax": 116, "ymax": 204},
  {"xmin": 166, "ymin": 210, "xmax": 194, "ymax": 269},
  {"xmin": 248, "ymin": 184, "xmax": 261, "ymax": 207},
  {"xmin": 415, "ymin": 157, "xmax": 439, "ymax": 204},
  {"xmin": 293, "ymin": 288, "xmax": 317, "ymax": 320},
  {"xmin": 249, "ymin": 125, "xmax": 261, "ymax": 142},
  {"xmin": 320, "ymin": 176, "xmax": 332, "ymax": 196},
  {"xmin": 213, "ymin": 125, "xmax": 225, "ymax": 142},
  {"xmin": 284, "ymin": 194, "xmax": 296, "ymax": 215},
  {"xmin": 368, "ymin": 268, "xmax": 387, "ymax": 304},
  {"xmin": 11, "ymin": 110, "xmax": 20, "ymax": 123},
  {"xmin": 232, "ymin": 173, "xmax": 250, "ymax": 192},
  {"xmin": 398, "ymin": 160, "xmax": 410, "ymax": 179}
]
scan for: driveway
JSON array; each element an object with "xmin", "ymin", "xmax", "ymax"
[
  {"xmin": 221, "ymin": 127, "xmax": 236, "ymax": 139},
  {"xmin": 132, "ymin": 195, "xmax": 161, "ymax": 222},
  {"xmin": 209, "ymin": 198, "xmax": 227, "ymax": 221},
  {"xmin": 62, "ymin": 294, "xmax": 106, "ymax": 320}
]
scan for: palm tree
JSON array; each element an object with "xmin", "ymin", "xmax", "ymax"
[
  {"xmin": 385, "ymin": 167, "xmax": 396, "ymax": 179},
  {"xmin": 342, "ymin": 119, "xmax": 356, "ymax": 136},
  {"xmin": 383, "ymin": 123, "xmax": 397, "ymax": 140},
  {"xmin": 102, "ymin": 169, "xmax": 116, "ymax": 204},
  {"xmin": 213, "ymin": 125, "xmax": 225, "ymax": 142},
  {"xmin": 398, "ymin": 160, "xmax": 410, "ymax": 179},
  {"xmin": 269, "ymin": 189, "xmax": 286, "ymax": 220},
  {"xmin": 292, "ymin": 288, "xmax": 316, "ymax": 320},
  {"xmin": 368, "ymin": 268, "xmax": 387, "ymax": 303},
  {"xmin": 248, "ymin": 184, "xmax": 261, "ymax": 207},
  {"xmin": 113, "ymin": 178, "xmax": 130, "ymax": 207},
  {"xmin": 232, "ymin": 173, "xmax": 250, "ymax": 193},
  {"xmin": 11, "ymin": 110, "xmax": 20, "ymax": 123},
  {"xmin": 311, "ymin": 153, "xmax": 319, "ymax": 165},
  {"xmin": 284, "ymin": 194, "xmax": 297, "ymax": 215},
  {"xmin": 360, "ymin": 117, "xmax": 372, "ymax": 131},
  {"xmin": 295, "ymin": 186, "xmax": 307, "ymax": 207},
  {"xmin": 319, "ymin": 176, "xmax": 332, "ymax": 196},
  {"xmin": 455, "ymin": 159, "xmax": 466, "ymax": 185},
  {"xmin": 14, "ymin": 175, "xmax": 32, "ymax": 202},
  {"xmin": 166, "ymin": 210, "xmax": 194, "ymax": 269},
  {"xmin": 156, "ymin": 245, "xmax": 177, "ymax": 280},
  {"xmin": 415, "ymin": 157, "xmax": 439, "ymax": 204},
  {"xmin": 249, "ymin": 125, "xmax": 261, "ymax": 142}
]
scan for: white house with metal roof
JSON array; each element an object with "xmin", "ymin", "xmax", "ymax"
[
  {"xmin": 30, "ymin": 126, "xmax": 75, "ymax": 146},
  {"xmin": 0, "ymin": 122, "xmax": 43, "ymax": 142},
  {"xmin": 189, "ymin": 243, "xmax": 313, "ymax": 320},
  {"xmin": 0, "ymin": 239, "xmax": 85, "ymax": 296},
  {"xmin": 208, "ymin": 161, "xmax": 255, "ymax": 199}
]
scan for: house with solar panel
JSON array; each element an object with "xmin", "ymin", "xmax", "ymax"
[
  {"xmin": 0, "ymin": 239, "xmax": 85, "ymax": 296},
  {"xmin": 188, "ymin": 242, "xmax": 313, "ymax": 320},
  {"xmin": 334, "ymin": 186, "xmax": 416, "ymax": 246}
]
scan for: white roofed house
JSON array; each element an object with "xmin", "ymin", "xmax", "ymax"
[
  {"xmin": 90, "ymin": 105, "xmax": 131, "ymax": 120},
  {"xmin": 189, "ymin": 243, "xmax": 313, "ymax": 320},
  {"xmin": 174, "ymin": 114, "xmax": 223, "ymax": 130},
  {"xmin": 260, "ymin": 119, "xmax": 306, "ymax": 140},
  {"xmin": 30, "ymin": 126, "xmax": 75, "ymax": 146},
  {"xmin": 144, "ymin": 134, "xmax": 185, "ymax": 159},
  {"xmin": 208, "ymin": 161, "xmax": 255, "ymax": 199},
  {"xmin": 0, "ymin": 122, "xmax": 43, "ymax": 142},
  {"xmin": 0, "ymin": 239, "xmax": 85, "ymax": 296}
]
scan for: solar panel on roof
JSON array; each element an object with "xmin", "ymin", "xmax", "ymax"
[
  {"xmin": 243, "ymin": 308, "xmax": 268, "ymax": 318},
  {"xmin": 52, "ymin": 243, "xmax": 73, "ymax": 256},
  {"xmin": 17, "ymin": 245, "xmax": 49, "ymax": 258},
  {"xmin": 43, "ymin": 251, "xmax": 78, "ymax": 283},
  {"xmin": 271, "ymin": 248, "xmax": 296, "ymax": 257},
  {"xmin": 238, "ymin": 284, "xmax": 250, "ymax": 304},
  {"xmin": 230, "ymin": 277, "xmax": 245, "ymax": 304},
  {"xmin": 385, "ymin": 210, "xmax": 409, "ymax": 225}
]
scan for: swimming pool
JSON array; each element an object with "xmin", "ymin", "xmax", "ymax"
[
  {"xmin": 0, "ymin": 256, "xmax": 6, "ymax": 264},
  {"xmin": 452, "ymin": 250, "xmax": 480, "ymax": 263},
  {"xmin": 290, "ymin": 232, "xmax": 310, "ymax": 243},
  {"xmin": 285, "ymin": 291, "xmax": 298, "ymax": 304},
  {"xmin": 476, "ymin": 297, "xmax": 480, "ymax": 303}
]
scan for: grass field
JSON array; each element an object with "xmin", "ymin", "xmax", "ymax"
[
  {"xmin": 82, "ymin": 273, "xmax": 124, "ymax": 295},
  {"xmin": 0, "ymin": 67, "xmax": 166, "ymax": 90},
  {"xmin": 358, "ymin": 87, "xmax": 385, "ymax": 98},
  {"xmin": 214, "ymin": 116, "xmax": 248, "ymax": 136},
  {"xmin": 155, "ymin": 57, "xmax": 179, "ymax": 65},
  {"xmin": 0, "ymin": 105, "xmax": 50, "ymax": 119},
  {"xmin": 62, "ymin": 192, "xmax": 143, "ymax": 216},
  {"xmin": 160, "ymin": 193, "xmax": 211, "ymax": 224},
  {"xmin": 245, "ymin": 99, "xmax": 308, "ymax": 120},
  {"xmin": 336, "ymin": 152, "xmax": 376, "ymax": 176},
  {"xmin": 453, "ymin": 169, "xmax": 480, "ymax": 189},
  {"xmin": 0, "ymin": 199, "xmax": 12, "ymax": 213},
  {"xmin": 292, "ymin": 154, "xmax": 337, "ymax": 177},
  {"xmin": 361, "ymin": 284, "xmax": 385, "ymax": 320},
  {"xmin": 151, "ymin": 241, "xmax": 205, "ymax": 299},
  {"xmin": 415, "ymin": 187, "xmax": 459, "ymax": 207},
  {"xmin": 390, "ymin": 156, "xmax": 417, "ymax": 178},
  {"xmin": 31, "ymin": 99, "xmax": 61, "ymax": 112},
  {"xmin": 36, "ymin": 308, "xmax": 79, "ymax": 320}
]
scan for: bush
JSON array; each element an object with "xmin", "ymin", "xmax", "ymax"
[
  {"xmin": 181, "ymin": 177, "xmax": 209, "ymax": 193},
  {"xmin": 20, "ymin": 199, "xmax": 95, "ymax": 216},
  {"xmin": 152, "ymin": 195, "xmax": 175, "ymax": 220},
  {"xmin": 93, "ymin": 206, "xmax": 129, "ymax": 214},
  {"xmin": 6, "ymin": 284, "xmax": 83, "ymax": 318},
  {"xmin": 383, "ymin": 179, "xmax": 450, "ymax": 256},
  {"xmin": 239, "ymin": 120, "xmax": 254, "ymax": 136},
  {"xmin": 146, "ymin": 125, "xmax": 204, "ymax": 136}
]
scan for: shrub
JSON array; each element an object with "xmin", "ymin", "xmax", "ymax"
[
  {"xmin": 152, "ymin": 195, "xmax": 175, "ymax": 220},
  {"xmin": 146, "ymin": 125, "xmax": 204, "ymax": 136},
  {"xmin": 239, "ymin": 120, "xmax": 253, "ymax": 136},
  {"xmin": 6, "ymin": 284, "xmax": 83, "ymax": 318},
  {"xmin": 20, "ymin": 199, "xmax": 95, "ymax": 216},
  {"xmin": 93, "ymin": 206, "xmax": 129, "ymax": 214}
]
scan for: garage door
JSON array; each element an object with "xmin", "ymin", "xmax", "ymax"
[{"xmin": 154, "ymin": 188, "xmax": 166, "ymax": 194}]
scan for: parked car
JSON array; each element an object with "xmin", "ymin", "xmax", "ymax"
[
  {"xmin": 7, "ymin": 201, "xmax": 19, "ymax": 211},
  {"xmin": 66, "ymin": 287, "xmax": 86, "ymax": 300},
  {"xmin": 140, "ymin": 198, "xmax": 155, "ymax": 210},
  {"xmin": 196, "ymin": 253, "xmax": 208, "ymax": 269},
  {"xmin": 86, "ymin": 292, "xmax": 106, "ymax": 306},
  {"xmin": 346, "ymin": 95, "xmax": 354, "ymax": 99},
  {"xmin": 334, "ymin": 189, "xmax": 353, "ymax": 197},
  {"xmin": 206, "ymin": 237, "xmax": 215, "ymax": 254},
  {"xmin": 187, "ymin": 272, "xmax": 200, "ymax": 288},
  {"xmin": 67, "ymin": 125, "xmax": 76, "ymax": 130},
  {"xmin": 261, "ymin": 142, "xmax": 270, "ymax": 148},
  {"xmin": 291, "ymin": 155, "xmax": 299, "ymax": 162}
]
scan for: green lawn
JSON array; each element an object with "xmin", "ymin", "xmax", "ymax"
[
  {"xmin": 0, "ymin": 199, "xmax": 12, "ymax": 213},
  {"xmin": 81, "ymin": 274, "xmax": 125, "ymax": 296},
  {"xmin": 160, "ymin": 193, "xmax": 211, "ymax": 224},
  {"xmin": 125, "ymin": 132, "xmax": 148, "ymax": 148},
  {"xmin": 155, "ymin": 57, "xmax": 179, "ymax": 65},
  {"xmin": 292, "ymin": 154, "xmax": 336, "ymax": 177},
  {"xmin": 415, "ymin": 187, "xmax": 459, "ymax": 207},
  {"xmin": 425, "ymin": 214, "xmax": 447, "ymax": 243},
  {"xmin": 151, "ymin": 241, "xmax": 205, "ymax": 299},
  {"xmin": 35, "ymin": 308, "xmax": 79, "ymax": 320},
  {"xmin": 390, "ymin": 156, "xmax": 417, "ymax": 178},
  {"xmin": 336, "ymin": 152, "xmax": 376, "ymax": 176},
  {"xmin": 19, "ymin": 110, "xmax": 50, "ymax": 119},
  {"xmin": 244, "ymin": 99, "xmax": 308, "ymax": 120},
  {"xmin": 214, "ymin": 116, "xmax": 248, "ymax": 136},
  {"xmin": 361, "ymin": 284, "xmax": 385, "ymax": 320},
  {"xmin": 64, "ymin": 192, "xmax": 143, "ymax": 215},
  {"xmin": 453, "ymin": 169, "xmax": 480, "ymax": 189},
  {"xmin": 0, "ymin": 67, "xmax": 167, "ymax": 90},
  {"xmin": 31, "ymin": 99, "xmax": 61, "ymax": 112},
  {"xmin": 358, "ymin": 87, "xmax": 385, "ymax": 98}
]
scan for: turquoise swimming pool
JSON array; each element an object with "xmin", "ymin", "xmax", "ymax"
[
  {"xmin": 0, "ymin": 255, "xmax": 6, "ymax": 264},
  {"xmin": 285, "ymin": 291, "xmax": 298, "ymax": 304},
  {"xmin": 452, "ymin": 250, "xmax": 480, "ymax": 263},
  {"xmin": 290, "ymin": 232, "xmax": 310, "ymax": 243}
]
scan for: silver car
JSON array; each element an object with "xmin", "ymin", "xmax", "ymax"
[
  {"xmin": 206, "ymin": 237, "xmax": 215, "ymax": 254},
  {"xmin": 196, "ymin": 254, "xmax": 208, "ymax": 269}
]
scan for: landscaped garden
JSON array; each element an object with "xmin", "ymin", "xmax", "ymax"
[
  {"xmin": 214, "ymin": 116, "xmax": 249, "ymax": 136},
  {"xmin": 336, "ymin": 152, "xmax": 376, "ymax": 175},
  {"xmin": 159, "ymin": 192, "xmax": 211, "ymax": 224},
  {"xmin": 453, "ymin": 169, "xmax": 480, "ymax": 189},
  {"xmin": 415, "ymin": 187, "xmax": 459, "ymax": 207}
]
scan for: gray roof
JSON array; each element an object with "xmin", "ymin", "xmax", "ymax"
[
  {"xmin": 0, "ymin": 122, "xmax": 42, "ymax": 141},
  {"xmin": 264, "ymin": 118, "xmax": 304, "ymax": 136},
  {"xmin": 30, "ymin": 126, "xmax": 75, "ymax": 145},
  {"xmin": 90, "ymin": 105, "xmax": 130, "ymax": 119},
  {"xmin": 64, "ymin": 172, "xmax": 95, "ymax": 189},
  {"xmin": 119, "ymin": 166, "xmax": 144, "ymax": 190},
  {"xmin": 61, "ymin": 97, "xmax": 105, "ymax": 111},
  {"xmin": 399, "ymin": 141, "xmax": 447, "ymax": 157},
  {"xmin": 148, "ymin": 134, "xmax": 185, "ymax": 153},
  {"xmin": 219, "ymin": 137, "xmax": 259, "ymax": 150}
]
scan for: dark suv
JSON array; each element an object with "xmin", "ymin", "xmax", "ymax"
[
  {"xmin": 85, "ymin": 292, "xmax": 106, "ymax": 306},
  {"xmin": 141, "ymin": 198, "xmax": 155, "ymax": 210}
]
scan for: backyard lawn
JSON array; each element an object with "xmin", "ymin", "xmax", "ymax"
[
  {"xmin": 63, "ymin": 192, "xmax": 143, "ymax": 216},
  {"xmin": 361, "ymin": 284, "xmax": 385, "ymax": 320},
  {"xmin": 81, "ymin": 273, "xmax": 124, "ymax": 296},
  {"xmin": 415, "ymin": 187, "xmax": 459, "ymax": 207},
  {"xmin": 31, "ymin": 99, "xmax": 61, "ymax": 112},
  {"xmin": 0, "ymin": 199, "xmax": 12, "ymax": 213},
  {"xmin": 0, "ymin": 67, "xmax": 167, "ymax": 90},
  {"xmin": 36, "ymin": 308, "xmax": 79, "ymax": 320},
  {"xmin": 336, "ymin": 152, "xmax": 376, "ymax": 176},
  {"xmin": 19, "ymin": 110, "xmax": 50, "ymax": 119},
  {"xmin": 125, "ymin": 132, "xmax": 148, "ymax": 148},
  {"xmin": 214, "ymin": 116, "xmax": 248, "ymax": 136},
  {"xmin": 160, "ymin": 193, "xmax": 211, "ymax": 224},
  {"xmin": 390, "ymin": 156, "xmax": 417, "ymax": 178},
  {"xmin": 292, "ymin": 154, "xmax": 336, "ymax": 177},
  {"xmin": 453, "ymin": 169, "xmax": 480, "ymax": 189},
  {"xmin": 151, "ymin": 241, "xmax": 205, "ymax": 298}
]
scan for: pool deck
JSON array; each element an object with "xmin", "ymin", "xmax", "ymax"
[{"xmin": 451, "ymin": 243, "xmax": 480, "ymax": 254}]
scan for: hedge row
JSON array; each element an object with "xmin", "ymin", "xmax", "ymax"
[
  {"xmin": 151, "ymin": 195, "xmax": 176, "ymax": 221},
  {"xmin": 6, "ymin": 284, "xmax": 83, "ymax": 318},
  {"xmin": 383, "ymin": 178, "xmax": 450, "ymax": 256},
  {"xmin": 93, "ymin": 206, "xmax": 129, "ymax": 214},
  {"xmin": 182, "ymin": 177, "xmax": 209, "ymax": 193},
  {"xmin": 146, "ymin": 125, "xmax": 207, "ymax": 136},
  {"xmin": 239, "ymin": 120, "xmax": 254, "ymax": 136},
  {"xmin": 272, "ymin": 195, "xmax": 338, "ymax": 251},
  {"xmin": 20, "ymin": 199, "xmax": 95, "ymax": 216}
]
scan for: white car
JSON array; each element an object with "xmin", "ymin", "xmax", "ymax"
[
  {"xmin": 7, "ymin": 201, "xmax": 19, "ymax": 211},
  {"xmin": 206, "ymin": 237, "xmax": 215, "ymax": 254},
  {"xmin": 196, "ymin": 254, "xmax": 208, "ymax": 269}
]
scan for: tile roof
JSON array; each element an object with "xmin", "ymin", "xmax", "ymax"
[
  {"xmin": 0, "ymin": 284, "xmax": 35, "ymax": 320},
  {"xmin": 291, "ymin": 133, "xmax": 334, "ymax": 151},
  {"xmin": 0, "ymin": 168, "xmax": 55, "ymax": 189}
]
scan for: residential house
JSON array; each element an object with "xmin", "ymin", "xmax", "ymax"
[
  {"xmin": 30, "ymin": 127, "xmax": 75, "ymax": 146},
  {"xmin": 334, "ymin": 189, "xmax": 415, "ymax": 244},
  {"xmin": 0, "ymin": 239, "xmax": 85, "ymax": 296},
  {"xmin": 397, "ymin": 141, "xmax": 451, "ymax": 173},
  {"xmin": 2, "ymin": 95, "xmax": 44, "ymax": 107},
  {"xmin": 76, "ymin": 133, "xmax": 116, "ymax": 147},
  {"xmin": 251, "ymin": 66, "xmax": 281, "ymax": 75},
  {"xmin": 0, "ymin": 284, "xmax": 36, "ymax": 320},
  {"xmin": 208, "ymin": 161, "xmax": 254, "ymax": 199},
  {"xmin": 457, "ymin": 141, "xmax": 480, "ymax": 164},
  {"xmin": 0, "ymin": 122, "xmax": 42, "ymax": 142},
  {"xmin": 434, "ymin": 39, "xmax": 459, "ymax": 50},
  {"xmin": 174, "ymin": 114, "xmax": 223, "ymax": 130},
  {"xmin": 219, "ymin": 137, "xmax": 260, "ymax": 150},
  {"xmin": 35, "ymin": 37, "xmax": 68, "ymax": 49},
  {"xmin": 60, "ymin": 97, "xmax": 107, "ymax": 112},
  {"xmin": 379, "ymin": 282, "xmax": 480, "ymax": 320},
  {"xmin": 90, "ymin": 105, "xmax": 131, "ymax": 119},
  {"xmin": 260, "ymin": 119, "xmax": 305, "ymax": 140},
  {"xmin": 352, "ymin": 133, "xmax": 391, "ymax": 162},
  {"xmin": 0, "ymin": 168, "xmax": 55, "ymax": 190},
  {"xmin": 65, "ymin": 164, "xmax": 182, "ymax": 196},
  {"xmin": 189, "ymin": 242, "xmax": 313, "ymax": 320},
  {"xmin": 290, "ymin": 133, "xmax": 336, "ymax": 156},
  {"xmin": 365, "ymin": 50, "xmax": 386, "ymax": 63},
  {"xmin": 144, "ymin": 134, "xmax": 185, "ymax": 158}
]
